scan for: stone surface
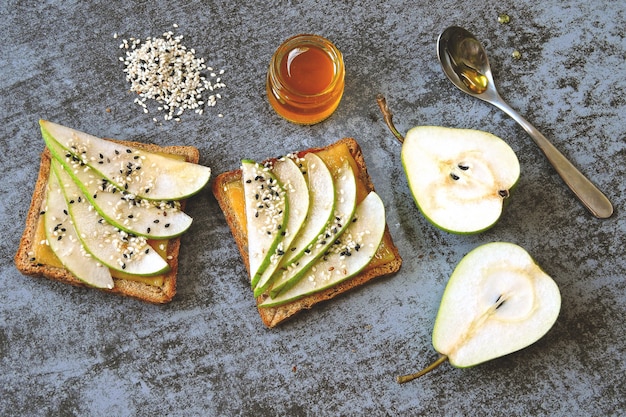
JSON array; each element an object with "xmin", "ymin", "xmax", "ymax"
[{"xmin": 1, "ymin": 1, "xmax": 624, "ymax": 416}]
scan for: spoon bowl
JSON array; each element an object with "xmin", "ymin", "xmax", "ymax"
[{"xmin": 437, "ymin": 26, "xmax": 613, "ymax": 219}]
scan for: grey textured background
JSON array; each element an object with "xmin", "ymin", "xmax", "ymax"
[{"xmin": 1, "ymin": 1, "xmax": 625, "ymax": 416}]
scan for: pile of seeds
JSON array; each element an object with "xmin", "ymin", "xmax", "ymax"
[{"xmin": 116, "ymin": 25, "xmax": 225, "ymax": 121}]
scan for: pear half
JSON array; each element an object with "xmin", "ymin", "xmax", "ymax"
[
  {"xmin": 401, "ymin": 126, "xmax": 520, "ymax": 234},
  {"xmin": 398, "ymin": 242, "xmax": 560, "ymax": 383}
]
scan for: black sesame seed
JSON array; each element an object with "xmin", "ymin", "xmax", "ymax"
[
  {"xmin": 164, "ymin": 223, "xmax": 170, "ymax": 228},
  {"xmin": 450, "ymin": 173, "xmax": 460, "ymax": 181},
  {"xmin": 147, "ymin": 227, "xmax": 151, "ymax": 233},
  {"xmin": 153, "ymin": 219, "xmax": 160, "ymax": 223},
  {"xmin": 126, "ymin": 149, "xmax": 132, "ymax": 153}
]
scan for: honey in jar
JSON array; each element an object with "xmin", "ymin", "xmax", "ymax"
[{"xmin": 267, "ymin": 34, "xmax": 345, "ymax": 125}]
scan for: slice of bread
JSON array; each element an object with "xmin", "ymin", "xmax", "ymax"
[
  {"xmin": 212, "ymin": 138, "xmax": 402, "ymax": 327},
  {"xmin": 14, "ymin": 139, "xmax": 201, "ymax": 304}
]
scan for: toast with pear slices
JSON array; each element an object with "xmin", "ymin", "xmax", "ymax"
[
  {"xmin": 212, "ymin": 138, "xmax": 402, "ymax": 327},
  {"xmin": 14, "ymin": 138, "xmax": 203, "ymax": 304}
]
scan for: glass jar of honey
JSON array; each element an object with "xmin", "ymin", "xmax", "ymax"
[{"xmin": 267, "ymin": 34, "xmax": 345, "ymax": 125}]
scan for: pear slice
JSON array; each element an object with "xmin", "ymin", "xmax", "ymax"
[
  {"xmin": 51, "ymin": 160, "xmax": 170, "ymax": 276},
  {"xmin": 268, "ymin": 160, "xmax": 357, "ymax": 297},
  {"xmin": 40, "ymin": 119, "xmax": 211, "ymax": 201},
  {"xmin": 397, "ymin": 242, "xmax": 561, "ymax": 383},
  {"xmin": 401, "ymin": 126, "xmax": 520, "ymax": 234},
  {"xmin": 260, "ymin": 191, "xmax": 386, "ymax": 307},
  {"xmin": 253, "ymin": 156, "xmax": 309, "ymax": 297},
  {"xmin": 273, "ymin": 153, "xmax": 335, "ymax": 270},
  {"xmin": 45, "ymin": 136, "xmax": 192, "ymax": 239},
  {"xmin": 44, "ymin": 167, "xmax": 114, "ymax": 289},
  {"xmin": 242, "ymin": 160, "xmax": 289, "ymax": 287}
]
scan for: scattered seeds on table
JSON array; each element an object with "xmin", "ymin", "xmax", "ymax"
[{"xmin": 117, "ymin": 24, "xmax": 226, "ymax": 121}]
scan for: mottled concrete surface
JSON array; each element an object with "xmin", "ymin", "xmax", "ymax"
[{"xmin": 1, "ymin": 1, "xmax": 624, "ymax": 416}]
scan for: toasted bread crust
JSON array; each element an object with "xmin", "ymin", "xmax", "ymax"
[
  {"xmin": 14, "ymin": 139, "xmax": 200, "ymax": 304},
  {"xmin": 212, "ymin": 138, "xmax": 402, "ymax": 327}
]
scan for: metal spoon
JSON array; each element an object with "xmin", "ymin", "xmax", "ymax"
[{"xmin": 437, "ymin": 26, "xmax": 613, "ymax": 219}]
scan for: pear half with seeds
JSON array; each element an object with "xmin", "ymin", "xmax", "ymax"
[
  {"xmin": 402, "ymin": 126, "xmax": 520, "ymax": 234},
  {"xmin": 397, "ymin": 242, "xmax": 561, "ymax": 383}
]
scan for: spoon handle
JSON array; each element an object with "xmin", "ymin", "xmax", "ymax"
[{"xmin": 491, "ymin": 99, "xmax": 613, "ymax": 218}]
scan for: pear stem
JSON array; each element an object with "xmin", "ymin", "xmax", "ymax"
[
  {"xmin": 396, "ymin": 354, "xmax": 449, "ymax": 384},
  {"xmin": 376, "ymin": 94, "xmax": 405, "ymax": 143}
]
